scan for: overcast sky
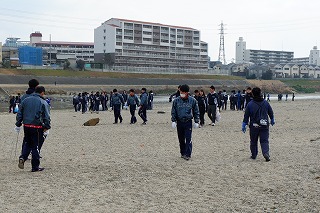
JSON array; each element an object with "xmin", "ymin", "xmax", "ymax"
[{"xmin": 1, "ymin": 0, "xmax": 319, "ymax": 62}]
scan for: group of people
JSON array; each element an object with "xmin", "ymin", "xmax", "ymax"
[
  {"xmin": 171, "ymin": 84, "xmax": 274, "ymax": 162},
  {"xmin": 72, "ymin": 90, "xmax": 154, "ymax": 115},
  {"xmin": 13, "ymin": 79, "xmax": 51, "ymax": 172},
  {"xmin": 12, "ymin": 78, "xmax": 275, "ymax": 172},
  {"xmin": 72, "ymin": 88, "xmax": 153, "ymax": 125},
  {"xmin": 170, "ymin": 86, "xmax": 254, "ymax": 128}
]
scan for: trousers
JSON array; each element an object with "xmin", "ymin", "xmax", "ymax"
[
  {"xmin": 207, "ymin": 105, "xmax": 217, "ymax": 123},
  {"xmin": 138, "ymin": 106, "xmax": 147, "ymax": 122},
  {"xmin": 113, "ymin": 104, "xmax": 122, "ymax": 123},
  {"xmin": 249, "ymin": 127, "xmax": 270, "ymax": 158},
  {"xmin": 20, "ymin": 127, "xmax": 43, "ymax": 170},
  {"xmin": 177, "ymin": 120, "xmax": 193, "ymax": 157}
]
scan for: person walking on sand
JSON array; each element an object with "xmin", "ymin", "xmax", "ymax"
[
  {"xmin": 15, "ymin": 86, "xmax": 51, "ymax": 172},
  {"xmin": 194, "ymin": 89, "xmax": 207, "ymax": 128},
  {"xmin": 111, "ymin": 89, "xmax": 124, "ymax": 124},
  {"xmin": 207, "ymin": 85, "xmax": 219, "ymax": 126},
  {"xmin": 139, "ymin": 88, "xmax": 148, "ymax": 125},
  {"xmin": 292, "ymin": 93, "xmax": 295, "ymax": 101},
  {"xmin": 242, "ymin": 87, "xmax": 275, "ymax": 162},
  {"xmin": 127, "ymin": 89, "xmax": 140, "ymax": 124},
  {"xmin": 171, "ymin": 84, "xmax": 200, "ymax": 161}
]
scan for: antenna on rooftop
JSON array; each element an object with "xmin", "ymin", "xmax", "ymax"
[{"xmin": 218, "ymin": 22, "xmax": 226, "ymax": 65}]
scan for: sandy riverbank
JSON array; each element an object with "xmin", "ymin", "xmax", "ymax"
[{"xmin": 0, "ymin": 100, "xmax": 319, "ymax": 212}]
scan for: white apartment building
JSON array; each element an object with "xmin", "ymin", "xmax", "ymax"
[
  {"xmin": 94, "ymin": 18, "xmax": 209, "ymax": 72},
  {"xmin": 235, "ymin": 37, "xmax": 246, "ymax": 64},
  {"xmin": 309, "ymin": 46, "xmax": 320, "ymax": 65},
  {"xmin": 235, "ymin": 37, "xmax": 294, "ymax": 64},
  {"xmin": 30, "ymin": 32, "xmax": 94, "ymax": 65}
]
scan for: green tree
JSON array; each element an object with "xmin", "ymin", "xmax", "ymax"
[
  {"xmin": 76, "ymin": 59, "xmax": 85, "ymax": 71},
  {"xmin": 261, "ymin": 69, "xmax": 273, "ymax": 80},
  {"xmin": 63, "ymin": 59, "xmax": 71, "ymax": 69},
  {"xmin": 104, "ymin": 53, "xmax": 115, "ymax": 69}
]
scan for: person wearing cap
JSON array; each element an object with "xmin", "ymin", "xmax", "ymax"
[
  {"xmin": 110, "ymin": 89, "xmax": 125, "ymax": 124},
  {"xmin": 207, "ymin": 85, "xmax": 219, "ymax": 126},
  {"xmin": 15, "ymin": 86, "xmax": 51, "ymax": 172},
  {"xmin": 171, "ymin": 84, "xmax": 200, "ymax": 161},
  {"xmin": 139, "ymin": 88, "xmax": 148, "ymax": 125},
  {"xmin": 242, "ymin": 87, "xmax": 275, "ymax": 162},
  {"xmin": 244, "ymin": 87, "xmax": 253, "ymax": 109}
]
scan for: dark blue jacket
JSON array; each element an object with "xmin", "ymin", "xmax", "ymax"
[
  {"xmin": 127, "ymin": 95, "xmax": 140, "ymax": 106},
  {"xmin": 111, "ymin": 93, "xmax": 124, "ymax": 107},
  {"xmin": 16, "ymin": 93, "xmax": 51, "ymax": 129},
  {"xmin": 140, "ymin": 92, "xmax": 148, "ymax": 107},
  {"xmin": 243, "ymin": 98, "xmax": 274, "ymax": 128},
  {"xmin": 171, "ymin": 96, "xmax": 200, "ymax": 123}
]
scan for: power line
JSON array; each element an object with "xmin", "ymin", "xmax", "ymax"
[
  {"xmin": 0, "ymin": 18, "xmax": 92, "ymax": 31},
  {"xmin": 0, "ymin": 7, "xmax": 102, "ymax": 22}
]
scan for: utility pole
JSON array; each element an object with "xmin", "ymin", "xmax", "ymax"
[
  {"xmin": 49, "ymin": 34, "xmax": 52, "ymax": 65},
  {"xmin": 218, "ymin": 22, "xmax": 227, "ymax": 65}
]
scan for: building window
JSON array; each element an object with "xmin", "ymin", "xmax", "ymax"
[
  {"xmin": 103, "ymin": 29, "xmax": 106, "ymax": 33},
  {"xmin": 103, "ymin": 43, "xmax": 106, "ymax": 47},
  {"xmin": 104, "ymin": 36, "xmax": 106, "ymax": 40}
]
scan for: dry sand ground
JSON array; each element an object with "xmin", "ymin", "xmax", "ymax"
[{"xmin": 0, "ymin": 100, "xmax": 319, "ymax": 212}]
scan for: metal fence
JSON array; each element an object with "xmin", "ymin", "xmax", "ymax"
[{"xmin": 88, "ymin": 66, "xmax": 231, "ymax": 75}]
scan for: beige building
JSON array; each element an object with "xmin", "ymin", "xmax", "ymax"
[{"xmin": 94, "ymin": 18, "xmax": 209, "ymax": 72}]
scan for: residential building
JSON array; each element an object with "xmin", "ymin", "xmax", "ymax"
[
  {"xmin": 235, "ymin": 37, "xmax": 294, "ymax": 64},
  {"xmin": 292, "ymin": 57, "xmax": 309, "ymax": 64},
  {"xmin": 273, "ymin": 63, "xmax": 320, "ymax": 79},
  {"xmin": 309, "ymin": 46, "xmax": 320, "ymax": 65},
  {"xmin": 94, "ymin": 18, "xmax": 209, "ymax": 72},
  {"xmin": 235, "ymin": 37, "xmax": 246, "ymax": 64},
  {"xmin": 30, "ymin": 32, "xmax": 94, "ymax": 65}
]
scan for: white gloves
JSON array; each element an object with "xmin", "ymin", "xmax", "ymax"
[
  {"xmin": 193, "ymin": 123, "xmax": 199, "ymax": 129},
  {"xmin": 43, "ymin": 130, "xmax": 50, "ymax": 138},
  {"xmin": 171, "ymin": 122, "xmax": 177, "ymax": 128},
  {"xmin": 14, "ymin": 126, "xmax": 21, "ymax": 133}
]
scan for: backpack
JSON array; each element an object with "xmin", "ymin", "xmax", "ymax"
[{"xmin": 252, "ymin": 101, "xmax": 268, "ymax": 126}]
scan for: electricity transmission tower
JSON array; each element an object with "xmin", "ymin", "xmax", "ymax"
[{"xmin": 218, "ymin": 22, "xmax": 226, "ymax": 65}]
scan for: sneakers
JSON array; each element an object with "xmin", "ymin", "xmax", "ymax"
[
  {"xmin": 142, "ymin": 122, "xmax": 147, "ymax": 125},
  {"xmin": 211, "ymin": 123, "xmax": 215, "ymax": 126},
  {"xmin": 18, "ymin": 158, "xmax": 24, "ymax": 169},
  {"xmin": 31, "ymin": 167, "xmax": 45, "ymax": 172},
  {"xmin": 181, "ymin": 155, "xmax": 191, "ymax": 161},
  {"xmin": 250, "ymin": 156, "xmax": 256, "ymax": 160},
  {"xmin": 264, "ymin": 154, "xmax": 271, "ymax": 162}
]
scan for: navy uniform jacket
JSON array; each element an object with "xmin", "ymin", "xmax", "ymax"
[
  {"xmin": 243, "ymin": 99, "xmax": 274, "ymax": 129},
  {"xmin": 16, "ymin": 93, "xmax": 51, "ymax": 129},
  {"xmin": 127, "ymin": 95, "xmax": 140, "ymax": 106},
  {"xmin": 111, "ymin": 93, "xmax": 124, "ymax": 107},
  {"xmin": 171, "ymin": 96, "xmax": 200, "ymax": 123},
  {"xmin": 140, "ymin": 92, "xmax": 148, "ymax": 107}
]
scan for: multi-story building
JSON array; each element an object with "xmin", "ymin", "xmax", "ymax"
[
  {"xmin": 235, "ymin": 37, "xmax": 294, "ymax": 64},
  {"xmin": 30, "ymin": 32, "xmax": 94, "ymax": 65},
  {"xmin": 292, "ymin": 57, "xmax": 309, "ymax": 64},
  {"xmin": 235, "ymin": 37, "xmax": 246, "ymax": 64},
  {"xmin": 309, "ymin": 46, "xmax": 320, "ymax": 65},
  {"xmin": 94, "ymin": 18, "xmax": 209, "ymax": 72}
]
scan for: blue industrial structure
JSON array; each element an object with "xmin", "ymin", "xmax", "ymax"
[{"xmin": 19, "ymin": 46, "xmax": 43, "ymax": 66}]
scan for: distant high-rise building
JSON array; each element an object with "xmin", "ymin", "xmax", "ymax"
[
  {"xmin": 94, "ymin": 18, "xmax": 209, "ymax": 72},
  {"xmin": 235, "ymin": 37, "xmax": 246, "ymax": 64},
  {"xmin": 235, "ymin": 37, "xmax": 294, "ymax": 64},
  {"xmin": 309, "ymin": 46, "xmax": 319, "ymax": 65}
]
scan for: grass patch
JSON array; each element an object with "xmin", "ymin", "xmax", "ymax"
[
  {"xmin": 0, "ymin": 68, "xmax": 244, "ymax": 80},
  {"xmin": 281, "ymin": 79, "xmax": 320, "ymax": 93}
]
